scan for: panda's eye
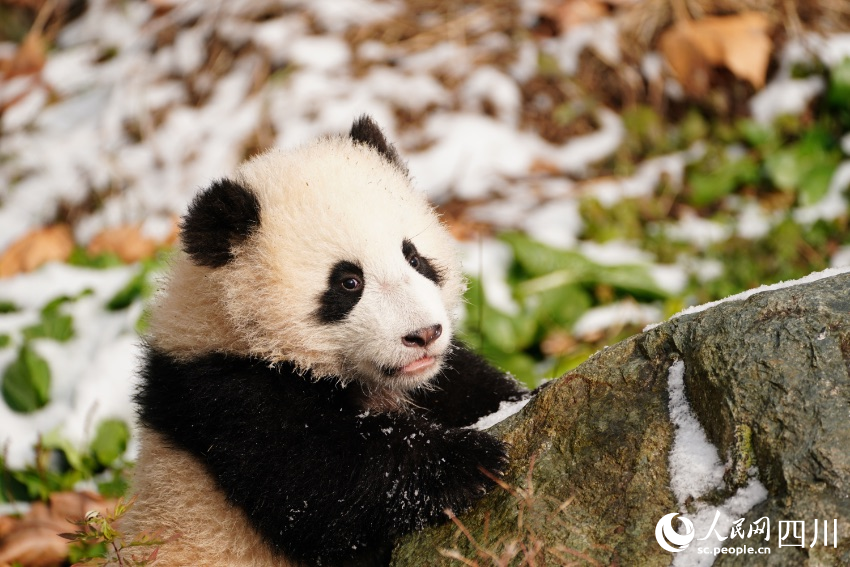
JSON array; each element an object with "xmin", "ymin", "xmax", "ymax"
[
  {"xmin": 341, "ymin": 276, "xmax": 362, "ymax": 291},
  {"xmin": 408, "ymin": 254, "xmax": 420, "ymax": 269}
]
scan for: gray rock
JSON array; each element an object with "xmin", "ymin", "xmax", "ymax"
[{"xmin": 391, "ymin": 272, "xmax": 850, "ymax": 566}]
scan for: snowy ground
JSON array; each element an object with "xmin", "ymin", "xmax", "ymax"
[{"xmin": 1, "ymin": 1, "xmax": 849, "ymax": 475}]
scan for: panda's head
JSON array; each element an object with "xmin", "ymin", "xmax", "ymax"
[{"xmin": 147, "ymin": 117, "xmax": 465, "ymax": 394}]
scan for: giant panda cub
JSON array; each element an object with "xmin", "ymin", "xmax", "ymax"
[{"xmin": 125, "ymin": 116, "xmax": 530, "ymax": 566}]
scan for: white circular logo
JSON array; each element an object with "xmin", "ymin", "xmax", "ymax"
[{"xmin": 655, "ymin": 513, "xmax": 695, "ymax": 553}]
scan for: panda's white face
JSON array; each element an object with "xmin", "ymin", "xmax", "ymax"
[{"xmin": 147, "ymin": 121, "xmax": 465, "ymax": 395}]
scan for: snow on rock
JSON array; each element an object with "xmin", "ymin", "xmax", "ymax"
[
  {"xmin": 647, "ymin": 265, "xmax": 850, "ymax": 330},
  {"xmin": 470, "ymin": 397, "xmax": 531, "ymax": 431},
  {"xmin": 667, "ymin": 360, "xmax": 769, "ymax": 567},
  {"xmin": 666, "ymin": 360, "xmax": 725, "ymax": 503}
]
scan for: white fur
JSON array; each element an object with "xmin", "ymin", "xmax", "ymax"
[{"xmin": 147, "ymin": 135, "xmax": 465, "ymax": 392}]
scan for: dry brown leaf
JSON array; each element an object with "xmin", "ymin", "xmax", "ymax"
[
  {"xmin": 547, "ymin": 0, "xmax": 609, "ymax": 31},
  {"xmin": 0, "ymin": 224, "xmax": 74, "ymax": 278},
  {"xmin": 0, "ymin": 492, "xmax": 112, "ymax": 567},
  {"xmin": 0, "ymin": 521, "xmax": 68, "ymax": 567},
  {"xmin": 48, "ymin": 490, "xmax": 110, "ymax": 520},
  {"xmin": 3, "ymin": 31, "xmax": 47, "ymax": 78},
  {"xmin": 529, "ymin": 158, "xmax": 562, "ymax": 175},
  {"xmin": 658, "ymin": 12, "xmax": 772, "ymax": 96},
  {"xmin": 87, "ymin": 224, "xmax": 159, "ymax": 263}
]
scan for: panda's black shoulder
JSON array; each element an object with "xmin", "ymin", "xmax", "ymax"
[{"xmin": 135, "ymin": 347, "xmax": 352, "ymax": 449}]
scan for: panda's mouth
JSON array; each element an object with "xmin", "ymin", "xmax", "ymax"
[
  {"xmin": 400, "ymin": 356, "xmax": 435, "ymax": 374},
  {"xmin": 381, "ymin": 354, "xmax": 440, "ymax": 378}
]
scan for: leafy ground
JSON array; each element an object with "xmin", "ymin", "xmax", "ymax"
[{"xmin": 0, "ymin": 0, "xmax": 849, "ymax": 565}]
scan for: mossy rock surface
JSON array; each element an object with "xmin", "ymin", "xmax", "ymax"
[{"xmin": 391, "ymin": 273, "xmax": 850, "ymax": 566}]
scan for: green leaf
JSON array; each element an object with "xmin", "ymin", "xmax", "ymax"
[
  {"xmin": 22, "ymin": 295, "xmax": 77, "ymax": 342},
  {"xmin": 764, "ymin": 148, "xmax": 803, "ymax": 192},
  {"xmin": 476, "ymin": 346, "xmax": 539, "ymax": 389},
  {"xmin": 106, "ymin": 269, "xmax": 149, "ymax": 311},
  {"xmin": 0, "ymin": 335, "xmax": 10, "ymax": 348},
  {"xmin": 689, "ymin": 155, "xmax": 759, "ymax": 206},
  {"xmin": 96, "ymin": 471, "xmax": 130, "ymax": 499},
  {"xmin": 41, "ymin": 429, "xmax": 92, "ymax": 474},
  {"xmin": 764, "ymin": 138, "xmax": 839, "ymax": 204},
  {"xmin": 2, "ymin": 344, "xmax": 51, "ymax": 413},
  {"xmin": 0, "ymin": 455, "xmax": 31, "ymax": 503},
  {"xmin": 501, "ymin": 232, "xmax": 593, "ymax": 278},
  {"xmin": 67, "ymin": 247, "xmax": 124, "ymax": 269},
  {"xmin": 505, "ymin": 232, "xmax": 666, "ymax": 299},
  {"xmin": 90, "ymin": 419, "xmax": 130, "ymax": 467},
  {"xmin": 594, "ymin": 265, "xmax": 668, "ymax": 299},
  {"xmin": 531, "ymin": 285, "xmax": 593, "ymax": 329},
  {"xmin": 0, "ymin": 300, "xmax": 19, "ymax": 314},
  {"xmin": 827, "ymin": 58, "xmax": 850, "ymax": 107},
  {"xmin": 799, "ymin": 162, "xmax": 834, "ymax": 206}
]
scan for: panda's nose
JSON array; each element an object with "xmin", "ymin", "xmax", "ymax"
[{"xmin": 402, "ymin": 324, "xmax": 442, "ymax": 348}]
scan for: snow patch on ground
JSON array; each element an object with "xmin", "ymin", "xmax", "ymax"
[
  {"xmin": 0, "ymin": 264, "xmax": 143, "ymax": 468},
  {"xmin": 459, "ymin": 238, "xmax": 519, "ymax": 315},
  {"xmin": 573, "ymin": 302, "xmax": 662, "ymax": 339}
]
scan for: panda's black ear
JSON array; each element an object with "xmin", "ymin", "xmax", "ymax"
[
  {"xmin": 349, "ymin": 115, "xmax": 408, "ymax": 174},
  {"xmin": 181, "ymin": 178, "xmax": 261, "ymax": 268}
]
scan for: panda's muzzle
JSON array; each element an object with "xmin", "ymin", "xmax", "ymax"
[{"xmin": 401, "ymin": 324, "xmax": 442, "ymax": 348}]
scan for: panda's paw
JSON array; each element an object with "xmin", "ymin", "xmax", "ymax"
[{"xmin": 441, "ymin": 428, "xmax": 509, "ymax": 501}]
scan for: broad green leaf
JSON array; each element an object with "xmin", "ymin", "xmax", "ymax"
[
  {"xmin": 2, "ymin": 344, "xmax": 51, "ymax": 413},
  {"xmin": 594, "ymin": 265, "xmax": 668, "ymax": 299},
  {"xmin": 689, "ymin": 155, "xmax": 759, "ymax": 206},
  {"xmin": 91, "ymin": 419, "xmax": 130, "ymax": 467},
  {"xmin": 501, "ymin": 232, "xmax": 593, "ymax": 278},
  {"xmin": 531, "ymin": 285, "xmax": 593, "ymax": 329},
  {"xmin": 799, "ymin": 162, "xmax": 834, "ymax": 206},
  {"xmin": 764, "ymin": 148, "xmax": 802, "ymax": 192},
  {"xmin": 737, "ymin": 119, "xmax": 779, "ymax": 150},
  {"xmin": 764, "ymin": 139, "xmax": 839, "ymax": 204},
  {"xmin": 477, "ymin": 305, "xmax": 537, "ymax": 354}
]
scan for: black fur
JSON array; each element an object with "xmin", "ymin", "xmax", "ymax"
[
  {"xmin": 136, "ymin": 341, "xmax": 527, "ymax": 566},
  {"xmin": 402, "ymin": 239, "xmax": 444, "ymax": 287},
  {"xmin": 315, "ymin": 260, "xmax": 365, "ymax": 324},
  {"xmin": 181, "ymin": 178, "xmax": 261, "ymax": 268},
  {"xmin": 349, "ymin": 115, "xmax": 408, "ymax": 174}
]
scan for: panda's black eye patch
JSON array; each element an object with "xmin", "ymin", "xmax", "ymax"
[
  {"xmin": 402, "ymin": 239, "xmax": 443, "ymax": 286},
  {"xmin": 316, "ymin": 261, "xmax": 364, "ymax": 324}
]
